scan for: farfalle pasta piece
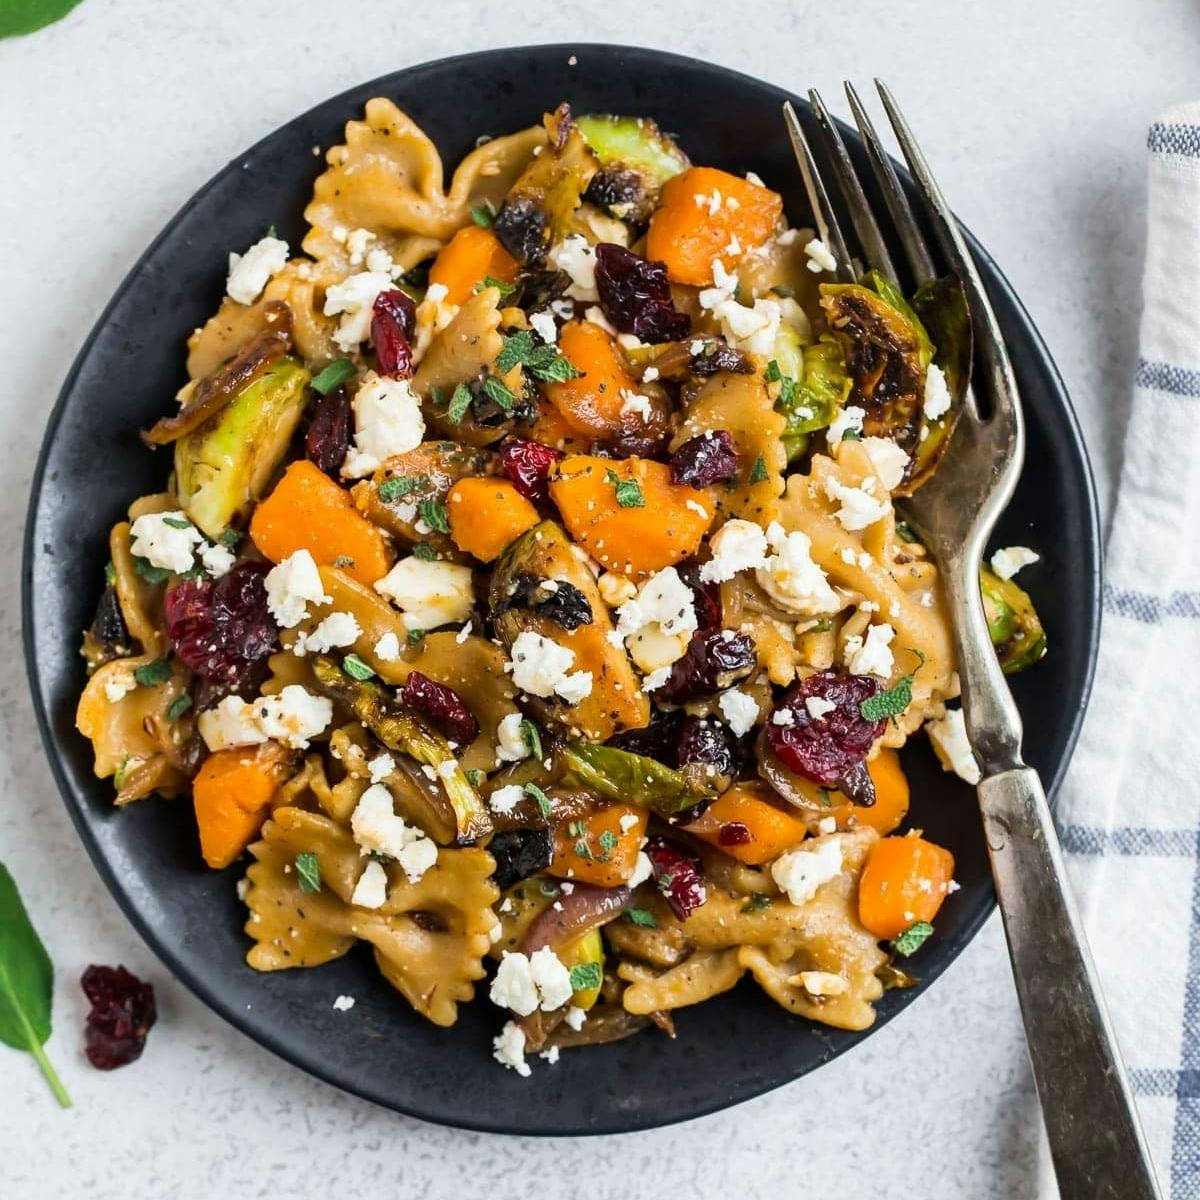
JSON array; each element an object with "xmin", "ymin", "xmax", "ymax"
[
  {"xmin": 618, "ymin": 949, "xmax": 744, "ymax": 1016},
  {"xmin": 245, "ymin": 806, "xmax": 497, "ymax": 1026},
  {"xmin": 303, "ymin": 99, "xmax": 546, "ymax": 278}
]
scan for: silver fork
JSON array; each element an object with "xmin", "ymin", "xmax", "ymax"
[{"xmin": 785, "ymin": 85, "xmax": 1162, "ymax": 1200}]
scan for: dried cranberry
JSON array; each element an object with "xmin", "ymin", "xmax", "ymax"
[
  {"xmin": 81, "ymin": 964, "xmax": 156, "ymax": 1070},
  {"xmin": 609, "ymin": 708, "xmax": 685, "ymax": 764},
  {"xmin": 677, "ymin": 715, "xmax": 739, "ymax": 778},
  {"xmin": 675, "ymin": 561, "xmax": 722, "ymax": 632},
  {"xmin": 654, "ymin": 630, "xmax": 756, "ymax": 703},
  {"xmin": 689, "ymin": 340, "xmax": 754, "ymax": 376},
  {"xmin": 644, "ymin": 836, "xmax": 707, "ymax": 920},
  {"xmin": 306, "ymin": 384, "xmax": 351, "ymax": 474},
  {"xmin": 594, "ymin": 243, "xmax": 691, "ymax": 343},
  {"xmin": 718, "ymin": 822, "xmax": 752, "ymax": 847},
  {"xmin": 164, "ymin": 561, "xmax": 278, "ymax": 687},
  {"xmin": 765, "ymin": 671, "xmax": 886, "ymax": 787},
  {"xmin": 495, "ymin": 573, "xmax": 593, "ymax": 631},
  {"xmin": 494, "ymin": 196, "xmax": 548, "ymax": 263},
  {"xmin": 500, "ymin": 437, "xmax": 563, "ymax": 505},
  {"xmin": 401, "ymin": 670, "xmax": 479, "ymax": 744},
  {"xmin": 669, "ymin": 430, "xmax": 740, "ymax": 488},
  {"xmin": 584, "ymin": 166, "xmax": 645, "ymax": 215},
  {"xmin": 371, "ymin": 289, "xmax": 416, "ymax": 378}
]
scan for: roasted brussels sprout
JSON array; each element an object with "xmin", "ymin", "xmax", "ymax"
[
  {"xmin": 980, "ymin": 565, "xmax": 1046, "ymax": 674},
  {"xmin": 174, "ymin": 355, "xmax": 310, "ymax": 539},
  {"xmin": 768, "ymin": 329, "xmax": 851, "ymax": 461},
  {"xmin": 310, "ymin": 654, "xmax": 491, "ymax": 842},
  {"xmin": 576, "ymin": 114, "xmax": 689, "ymax": 223},
  {"xmin": 560, "ymin": 741, "xmax": 719, "ymax": 816}
]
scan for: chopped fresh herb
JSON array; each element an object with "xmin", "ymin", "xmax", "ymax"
[
  {"xmin": 894, "ymin": 520, "xmax": 921, "ymax": 545},
  {"xmin": 841, "ymin": 427, "xmax": 862, "ymax": 442},
  {"xmin": 378, "ymin": 474, "xmax": 426, "ymax": 503},
  {"xmin": 218, "ymin": 528, "xmax": 242, "ymax": 549},
  {"xmin": 574, "ymin": 839, "xmax": 594, "ymax": 860},
  {"xmin": 566, "ymin": 820, "xmax": 585, "ymax": 838},
  {"xmin": 495, "ymin": 329, "xmax": 581, "ymax": 382},
  {"xmin": 568, "ymin": 962, "xmax": 602, "ymax": 992},
  {"xmin": 406, "ymin": 628, "xmax": 426, "ymax": 646},
  {"xmin": 624, "ymin": 907, "xmax": 659, "ymax": 928},
  {"xmin": 446, "ymin": 382, "xmax": 473, "ymax": 423},
  {"xmin": 770, "ymin": 285, "xmax": 797, "ymax": 299},
  {"xmin": 295, "ymin": 851, "xmax": 322, "ymax": 893},
  {"xmin": 495, "ymin": 330, "xmax": 535, "ymax": 373},
  {"xmin": 417, "ymin": 498, "xmax": 450, "ymax": 534},
  {"xmin": 523, "ymin": 783, "xmax": 550, "ymax": 815},
  {"xmin": 817, "ymin": 788, "xmax": 833, "ymax": 808},
  {"xmin": 891, "ymin": 920, "xmax": 934, "ymax": 957},
  {"xmin": 412, "ymin": 542, "xmax": 438, "ymax": 561},
  {"xmin": 604, "ymin": 469, "xmax": 645, "ymax": 509},
  {"xmin": 464, "ymin": 769, "xmax": 485, "ymax": 787},
  {"xmin": 103, "ymin": 560, "xmax": 116, "ymax": 585},
  {"xmin": 161, "ymin": 516, "xmax": 192, "ymax": 530},
  {"xmin": 133, "ymin": 658, "xmax": 171, "ymax": 687},
  {"xmin": 342, "ymin": 653, "xmax": 375, "ymax": 681},
  {"xmin": 520, "ymin": 719, "xmax": 542, "ymax": 760},
  {"xmin": 113, "ymin": 756, "xmax": 132, "ymax": 789},
  {"xmin": 179, "ymin": 563, "xmax": 206, "ymax": 582},
  {"xmin": 332, "ymin": 555, "xmax": 356, "ymax": 568},
  {"xmin": 764, "ymin": 359, "xmax": 783, "ymax": 383},
  {"xmin": 527, "ymin": 352, "xmax": 581, "ymax": 384},
  {"xmin": 311, "ymin": 358, "xmax": 355, "ymax": 395},
  {"xmin": 596, "ymin": 829, "xmax": 618, "ymax": 859},
  {"xmin": 132, "ymin": 556, "xmax": 171, "ymax": 584},
  {"xmin": 859, "ymin": 649, "xmax": 926, "ymax": 722},
  {"xmin": 470, "ymin": 201, "xmax": 495, "ymax": 227},
  {"xmin": 741, "ymin": 893, "xmax": 773, "ymax": 913},
  {"xmin": 747, "ymin": 453, "xmax": 769, "ymax": 484},
  {"xmin": 475, "ymin": 275, "xmax": 516, "ymax": 298},
  {"xmin": 166, "ymin": 694, "xmax": 193, "ymax": 721},
  {"xmin": 481, "ymin": 374, "xmax": 516, "ymax": 411},
  {"xmin": 538, "ymin": 879, "xmax": 561, "ymax": 898}
]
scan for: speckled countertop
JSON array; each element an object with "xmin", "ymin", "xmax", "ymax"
[{"xmin": 2, "ymin": 3, "xmax": 1195, "ymax": 1196}]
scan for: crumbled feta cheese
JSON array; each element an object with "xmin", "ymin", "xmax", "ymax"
[
  {"xmin": 684, "ymin": 499, "xmax": 709, "ymax": 520},
  {"xmin": 990, "ymin": 546, "xmax": 1041, "ymax": 581},
  {"xmin": 488, "ymin": 784, "xmax": 525, "ymax": 815},
  {"xmin": 597, "ymin": 571, "xmax": 637, "ymax": 607},
  {"xmin": 350, "ymin": 859, "xmax": 389, "ymax": 909},
  {"xmin": 816, "ymin": 816, "xmax": 838, "ymax": 835},
  {"xmin": 697, "ymin": 259, "xmax": 781, "ymax": 355},
  {"xmin": 826, "ymin": 405, "xmax": 867, "ymax": 449},
  {"xmin": 641, "ymin": 666, "xmax": 672, "ymax": 692},
  {"xmin": 795, "ymin": 970, "xmax": 848, "ymax": 996},
  {"xmin": 642, "ymin": 365, "xmax": 660, "ymax": 383},
  {"xmin": 528, "ymin": 946, "xmax": 574, "ymax": 1011},
  {"xmin": 332, "ymin": 994, "xmax": 356, "ymax": 1012},
  {"xmin": 198, "ymin": 685, "xmax": 332, "ymax": 751},
  {"xmin": 923, "ymin": 364, "xmax": 952, "ymax": 421},
  {"xmin": 495, "ymin": 712, "xmax": 531, "ymax": 764},
  {"xmin": 547, "ymin": 235, "xmax": 598, "ymax": 301},
  {"xmin": 374, "ymin": 557, "xmax": 474, "ymax": 630},
  {"xmin": 199, "ymin": 541, "xmax": 236, "ymax": 578},
  {"xmin": 699, "ymin": 518, "xmax": 769, "ymax": 583},
  {"xmin": 490, "ymin": 948, "xmax": 572, "ymax": 1016},
  {"xmin": 694, "ymin": 187, "xmax": 723, "ymax": 215},
  {"xmin": 365, "ymin": 246, "xmax": 394, "ymax": 274},
  {"xmin": 804, "ymin": 236, "xmax": 838, "ymax": 274},
  {"xmin": 618, "ymin": 812, "xmax": 640, "ymax": 833},
  {"xmin": 506, "ymin": 631, "xmax": 592, "ymax": 701},
  {"xmin": 756, "ymin": 521, "xmax": 840, "ymax": 614},
  {"xmin": 771, "ymin": 708, "xmax": 795, "ymax": 727},
  {"xmin": 296, "ymin": 610, "xmax": 361, "ymax": 655},
  {"xmin": 340, "ymin": 372, "xmax": 425, "ymax": 479},
  {"xmin": 619, "ymin": 388, "xmax": 654, "ymax": 421},
  {"xmin": 129, "ymin": 511, "xmax": 203, "ymax": 574},
  {"xmin": 350, "ymin": 783, "xmax": 438, "ymax": 879},
  {"xmin": 564, "ymin": 1006, "xmax": 587, "ymax": 1031},
  {"xmin": 771, "ymin": 837, "xmax": 844, "ymax": 905},
  {"xmin": 719, "ymin": 688, "xmax": 759, "ymax": 737},
  {"xmin": 265, "ymin": 549, "xmax": 330, "ymax": 628},
  {"xmin": 859, "ymin": 436, "xmax": 910, "ymax": 492},
  {"xmin": 235, "ymin": 877, "xmax": 250, "ymax": 901},
  {"xmin": 492, "ymin": 1020, "xmax": 531, "ymax": 1076},
  {"xmin": 344, "ymin": 226, "xmax": 374, "ymax": 266},
  {"xmin": 104, "ymin": 673, "xmax": 135, "ymax": 704},
  {"xmin": 529, "ymin": 310, "xmax": 558, "ymax": 344},
  {"xmin": 226, "ymin": 235, "xmax": 289, "ymax": 305},
  {"xmin": 844, "ymin": 622, "xmax": 895, "ymax": 678},
  {"xmin": 323, "ymin": 269, "xmax": 394, "ymax": 352},
  {"xmin": 824, "ymin": 475, "xmax": 890, "ymax": 531},
  {"xmin": 805, "ymin": 696, "xmax": 837, "ymax": 720},
  {"xmin": 367, "ymin": 753, "xmax": 394, "ymax": 784},
  {"xmin": 373, "ymin": 631, "xmax": 400, "ymax": 661},
  {"xmin": 627, "ymin": 850, "xmax": 654, "ymax": 888},
  {"xmin": 540, "ymin": 1045, "xmax": 561, "ymax": 1064},
  {"xmin": 926, "ymin": 708, "xmax": 982, "ymax": 784},
  {"xmin": 617, "ymin": 567, "xmax": 698, "ymax": 674},
  {"xmin": 583, "ymin": 304, "xmax": 617, "ymax": 335}
]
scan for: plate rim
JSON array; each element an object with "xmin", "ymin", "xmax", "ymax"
[{"xmin": 22, "ymin": 42, "xmax": 1103, "ymax": 1135}]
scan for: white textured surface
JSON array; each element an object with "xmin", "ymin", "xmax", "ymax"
[{"xmin": 1, "ymin": 2, "xmax": 1195, "ymax": 1197}]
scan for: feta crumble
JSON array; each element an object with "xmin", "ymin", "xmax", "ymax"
[
  {"xmin": 367, "ymin": 753, "xmax": 395, "ymax": 784},
  {"xmin": 349, "ymin": 783, "xmax": 439, "ymax": 880},
  {"xmin": 824, "ymin": 475, "xmax": 890, "ymax": 531},
  {"xmin": 771, "ymin": 837, "xmax": 844, "ymax": 905},
  {"xmin": 547, "ymin": 235, "xmax": 598, "ymax": 301},
  {"xmin": 265, "ymin": 549, "xmax": 330, "ymax": 628},
  {"xmin": 563, "ymin": 1006, "xmax": 587, "ymax": 1031},
  {"xmin": 844, "ymin": 622, "xmax": 896, "ymax": 678},
  {"xmin": 756, "ymin": 521, "xmax": 840, "ymax": 615},
  {"xmin": 295, "ymin": 610, "xmax": 361, "ymax": 656},
  {"xmin": 619, "ymin": 388, "xmax": 654, "ymax": 421},
  {"xmin": 323, "ymin": 269, "xmax": 394, "ymax": 352},
  {"xmin": 493, "ymin": 1020, "xmax": 531, "ymax": 1076},
  {"xmin": 699, "ymin": 518, "xmax": 769, "ymax": 583},
  {"xmin": 350, "ymin": 859, "xmax": 389, "ymax": 909},
  {"xmin": 859, "ymin": 437, "xmax": 910, "ymax": 492},
  {"xmin": 506, "ymin": 631, "xmax": 592, "ymax": 702},
  {"xmin": 718, "ymin": 688, "xmax": 759, "ymax": 737},
  {"xmin": 488, "ymin": 784, "xmax": 525, "ymax": 815},
  {"xmin": 226, "ymin": 235, "xmax": 289, "ymax": 305},
  {"xmin": 990, "ymin": 545, "xmax": 1040, "ymax": 581},
  {"xmin": 529, "ymin": 310, "xmax": 558, "ymax": 344},
  {"xmin": 697, "ymin": 258, "xmax": 780, "ymax": 355},
  {"xmin": 495, "ymin": 712, "xmax": 531, "ymax": 763},
  {"xmin": 373, "ymin": 631, "xmax": 401, "ymax": 661},
  {"xmin": 340, "ymin": 372, "xmax": 426, "ymax": 479},
  {"xmin": 803, "ymin": 237, "xmax": 838, "ymax": 274},
  {"xmin": 923, "ymin": 364, "xmax": 953, "ymax": 421},
  {"xmin": 826, "ymin": 405, "xmax": 866, "ymax": 449},
  {"xmin": 129, "ymin": 511, "xmax": 203, "ymax": 575},
  {"xmin": 925, "ymin": 708, "xmax": 982, "ymax": 784},
  {"xmin": 332, "ymin": 995, "xmax": 356, "ymax": 1012},
  {"xmin": 490, "ymin": 948, "xmax": 572, "ymax": 1016},
  {"xmin": 805, "ymin": 696, "xmax": 837, "ymax": 720},
  {"xmin": 627, "ymin": 850, "xmax": 654, "ymax": 887},
  {"xmin": 374, "ymin": 557, "xmax": 474, "ymax": 630},
  {"xmin": 104, "ymin": 673, "xmax": 135, "ymax": 704},
  {"xmin": 198, "ymin": 685, "xmax": 333, "ymax": 751},
  {"xmin": 198, "ymin": 541, "xmax": 236, "ymax": 578}
]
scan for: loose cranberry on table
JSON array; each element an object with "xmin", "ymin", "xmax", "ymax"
[
  {"xmin": 765, "ymin": 671, "xmax": 887, "ymax": 787},
  {"xmin": 669, "ymin": 430, "xmax": 740, "ymax": 488},
  {"xmin": 499, "ymin": 437, "xmax": 563, "ymax": 506},
  {"xmin": 164, "ymin": 561, "xmax": 278, "ymax": 688},
  {"xmin": 643, "ymin": 836, "xmax": 707, "ymax": 920},
  {"xmin": 371, "ymin": 289, "xmax": 416, "ymax": 378},
  {"xmin": 401, "ymin": 670, "xmax": 479, "ymax": 744},
  {"xmin": 593, "ymin": 242, "xmax": 691, "ymax": 343},
  {"xmin": 81, "ymin": 965, "xmax": 157, "ymax": 1070}
]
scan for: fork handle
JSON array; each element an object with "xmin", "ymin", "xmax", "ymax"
[{"xmin": 978, "ymin": 767, "xmax": 1163, "ymax": 1199}]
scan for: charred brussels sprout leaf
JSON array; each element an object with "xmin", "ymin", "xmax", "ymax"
[
  {"xmin": 82, "ymin": 582, "xmax": 132, "ymax": 672},
  {"xmin": 310, "ymin": 655, "xmax": 491, "ymax": 842},
  {"xmin": 576, "ymin": 113, "xmax": 690, "ymax": 223},
  {"xmin": 175, "ymin": 356, "xmax": 310, "ymax": 539},
  {"xmin": 560, "ymin": 742, "xmax": 719, "ymax": 816},
  {"xmin": 767, "ymin": 331, "xmax": 851, "ymax": 461},
  {"xmin": 980, "ymin": 565, "xmax": 1046, "ymax": 674}
]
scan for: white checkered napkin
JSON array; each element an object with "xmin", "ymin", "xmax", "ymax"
[{"xmin": 1037, "ymin": 103, "xmax": 1200, "ymax": 1198}]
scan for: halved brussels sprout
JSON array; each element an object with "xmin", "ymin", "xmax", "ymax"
[
  {"xmin": 980, "ymin": 565, "xmax": 1046, "ymax": 674},
  {"xmin": 174, "ymin": 356, "xmax": 310, "ymax": 539},
  {"xmin": 768, "ymin": 329, "xmax": 851, "ymax": 461},
  {"xmin": 576, "ymin": 114, "xmax": 689, "ymax": 223},
  {"xmin": 560, "ymin": 741, "xmax": 719, "ymax": 816}
]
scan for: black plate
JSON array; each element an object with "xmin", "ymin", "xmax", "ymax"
[{"xmin": 22, "ymin": 44, "xmax": 1100, "ymax": 1135}]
